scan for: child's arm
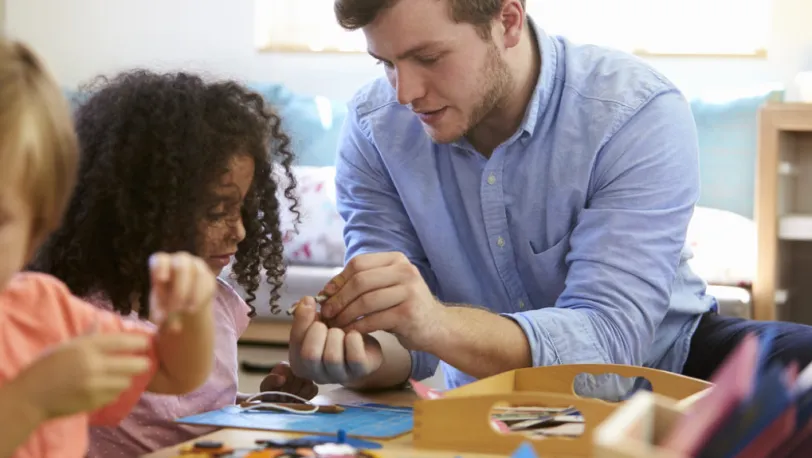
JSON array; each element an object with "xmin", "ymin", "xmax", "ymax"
[
  {"xmin": 0, "ymin": 330, "xmax": 152, "ymax": 448},
  {"xmin": 0, "ymin": 382, "xmax": 43, "ymax": 456},
  {"xmin": 143, "ymin": 252, "xmax": 216, "ymax": 395}
]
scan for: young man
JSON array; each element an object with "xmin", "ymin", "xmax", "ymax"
[{"xmin": 287, "ymin": 0, "xmax": 812, "ymax": 398}]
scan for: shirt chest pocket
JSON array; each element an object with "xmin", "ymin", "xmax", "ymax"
[{"xmin": 519, "ymin": 230, "xmax": 572, "ymax": 308}]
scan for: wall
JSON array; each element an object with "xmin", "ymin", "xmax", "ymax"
[{"xmin": 5, "ymin": 0, "xmax": 811, "ymax": 101}]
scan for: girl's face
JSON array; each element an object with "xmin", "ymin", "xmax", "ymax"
[
  {"xmin": 0, "ymin": 166, "xmax": 35, "ymax": 290},
  {"xmin": 197, "ymin": 154, "xmax": 255, "ymax": 275}
]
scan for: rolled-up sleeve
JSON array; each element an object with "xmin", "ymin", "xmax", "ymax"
[
  {"xmin": 334, "ymin": 109, "xmax": 441, "ymax": 381},
  {"xmin": 503, "ymin": 91, "xmax": 700, "ymax": 397}
]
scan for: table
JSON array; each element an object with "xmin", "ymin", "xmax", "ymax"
[{"xmin": 143, "ymin": 387, "xmax": 507, "ymax": 458}]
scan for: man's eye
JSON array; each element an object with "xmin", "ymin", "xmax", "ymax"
[
  {"xmin": 416, "ymin": 55, "xmax": 439, "ymax": 65},
  {"xmin": 375, "ymin": 59, "xmax": 394, "ymax": 69}
]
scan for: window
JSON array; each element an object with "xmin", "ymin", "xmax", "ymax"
[{"xmin": 254, "ymin": 0, "xmax": 771, "ymax": 57}]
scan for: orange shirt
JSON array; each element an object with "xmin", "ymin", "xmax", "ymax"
[{"xmin": 0, "ymin": 273, "xmax": 158, "ymax": 458}]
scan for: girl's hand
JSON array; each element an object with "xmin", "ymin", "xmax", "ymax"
[
  {"xmin": 9, "ymin": 332, "xmax": 152, "ymax": 421},
  {"xmin": 258, "ymin": 361, "xmax": 319, "ymax": 402},
  {"xmin": 148, "ymin": 252, "xmax": 216, "ymax": 332}
]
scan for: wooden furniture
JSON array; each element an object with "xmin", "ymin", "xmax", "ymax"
[
  {"xmin": 755, "ymin": 102, "xmax": 812, "ymax": 322},
  {"xmin": 239, "ymin": 320, "xmax": 292, "ymax": 346}
]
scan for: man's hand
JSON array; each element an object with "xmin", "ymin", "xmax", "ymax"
[
  {"xmin": 8, "ymin": 332, "xmax": 152, "ymax": 421},
  {"xmin": 288, "ymin": 296, "xmax": 384, "ymax": 385},
  {"xmin": 318, "ymin": 252, "xmax": 445, "ymax": 352}
]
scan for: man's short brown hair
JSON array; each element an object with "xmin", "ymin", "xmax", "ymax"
[
  {"xmin": 334, "ymin": 0, "xmax": 526, "ymax": 39},
  {"xmin": 0, "ymin": 38, "xmax": 78, "ymax": 237}
]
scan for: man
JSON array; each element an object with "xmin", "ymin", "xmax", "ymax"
[{"xmin": 285, "ymin": 0, "xmax": 812, "ymax": 398}]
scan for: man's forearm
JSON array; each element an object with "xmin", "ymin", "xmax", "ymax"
[
  {"xmin": 343, "ymin": 331, "xmax": 412, "ymax": 391},
  {"xmin": 148, "ymin": 304, "xmax": 215, "ymax": 394},
  {"xmin": 425, "ymin": 306, "xmax": 533, "ymax": 379},
  {"xmin": 0, "ymin": 383, "xmax": 43, "ymax": 456}
]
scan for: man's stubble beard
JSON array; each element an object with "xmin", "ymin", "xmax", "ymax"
[{"xmin": 461, "ymin": 43, "xmax": 514, "ymax": 142}]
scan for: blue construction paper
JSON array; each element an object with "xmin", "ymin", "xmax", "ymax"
[{"xmin": 175, "ymin": 404, "xmax": 413, "ymax": 439}]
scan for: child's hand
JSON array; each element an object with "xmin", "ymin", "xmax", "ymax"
[
  {"xmin": 258, "ymin": 361, "xmax": 319, "ymax": 402},
  {"xmin": 148, "ymin": 252, "xmax": 216, "ymax": 332},
  {"xmin": 8, "ymin": 332, "xmax": 152, "ymax": 421}
]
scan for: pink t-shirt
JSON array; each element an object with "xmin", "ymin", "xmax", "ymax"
[
  {"xmin": 0, "ymin": 273, "xmax": 158, "ymax": 458},
  {"xmin": 86, "ymin": 278, "xmax": 252, "ymax": 457}
]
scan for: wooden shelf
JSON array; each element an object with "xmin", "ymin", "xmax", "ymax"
[{"xmin": 755, "ymin": 102, "xmax": 812, "ymax": 322}]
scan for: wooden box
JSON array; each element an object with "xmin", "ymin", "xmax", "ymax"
[{"xmin": 411, "ymin": 364, "xmax": 711, "ymax": 457}]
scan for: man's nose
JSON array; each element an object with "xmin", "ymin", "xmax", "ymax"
[{"xmin": 394, "ymin": 67, "xmax": 426, "ymax": 106}]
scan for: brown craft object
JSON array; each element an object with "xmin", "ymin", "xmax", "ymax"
[
  {"xmin": 238, "ymin": 401, "xmax": 345, "ymax": 414},
  {"xmin": 286, "ymin": 294, "xmax": 328, "ymax": 315},
  {"xmin": 178, "ymin": 444, "xmax": 235, "ymax": 455}
]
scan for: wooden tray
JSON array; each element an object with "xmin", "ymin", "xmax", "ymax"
[{"xmin": 412, "ymin": 364, "xmax": 712, "ymax": 456}]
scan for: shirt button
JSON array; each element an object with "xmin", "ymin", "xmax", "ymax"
[
  {"xmin": 487, "ymin": 173, "xmax": 496, "ymax": 185},
  {"xmin": 519, "ymin": 300, "xmax": 525, "ymax": 309},
  {"xmin": 497, "ymin": 236, "xmax": 505, "ymax": 247}
]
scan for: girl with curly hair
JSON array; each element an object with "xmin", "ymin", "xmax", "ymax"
[{"xmin": 30, "ymin": 69, "xmax": 317, "ymax": 456}]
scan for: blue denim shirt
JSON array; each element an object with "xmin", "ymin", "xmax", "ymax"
[{"xmin": 334, "ymin": 23, "xmax": 717, "ymax": 399}]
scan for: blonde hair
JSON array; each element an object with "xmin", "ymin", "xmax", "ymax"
[{"xmin": 0, "ymin": 38, "xmax": 78, "ymax": 237}]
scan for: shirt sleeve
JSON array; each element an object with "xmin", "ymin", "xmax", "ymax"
[
  {"xmin": 34, "ymin": 274, "xmax": 160, "ymax": 426},
  {"xmin": 335, "ymin": 108, "xmax": 441, "ymax": 382},
  {"xmin": 502, "ymin": 91, "xmax": 700, "ymax": 398}
]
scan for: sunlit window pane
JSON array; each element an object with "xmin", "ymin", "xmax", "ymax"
[{"xmin": 255, "ymin": 0, "xmax": 771, "ymax": 56}]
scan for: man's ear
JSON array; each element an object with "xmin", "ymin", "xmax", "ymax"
[{"xmin": 500, "ymin": 0, "xmax": 525, "ymax": 49}]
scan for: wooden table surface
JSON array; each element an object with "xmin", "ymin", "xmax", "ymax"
[{"xmin": 142, "ymin": 387, "xmax": 510, "ymax": 458}]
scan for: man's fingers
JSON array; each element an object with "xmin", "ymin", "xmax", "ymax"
[
  {"xmin": 289, "ymin": 297, "xmax": 318, "ymax": 346},
  {"xmin": 102, "ymin": 355, "xmax": 152, "ymax": 375},
  {"xmin": 299, "ymin": 321, "xmax": 330, "ymax": 383},
  {"xmin": 344, "ymin": 330, "xmax": 372, "ymax": 378},
  {"xmin": 322, "ymin": 328, "xmax": 349, "ymax": 382},
  {"xmin": 344, "ymin": 309, "xmax": 399, "ymax": 336},
  {"xmin": 322, "ymin": 269, "xmax": 401, "ymax": 319},
  {"xmin": 321, "ymin": 252, "xmax": 404, "ymax": 296},
  {"xmin": 330, "ymin": 284, "xmax": 409, "ymax": 328}
]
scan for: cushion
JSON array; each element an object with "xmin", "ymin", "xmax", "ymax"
[
  {"xmin": 690, "ymin": 85, "xmax": 783, "ymax": 219},
  {"xmin": 686, "ymin": 206, "xmax": 756, "ymax": 287},
  {"xmin": 277, "ymin": 165, "xmax": 345, "ymax": 267},
  {"xmin": 248, "ymin": 83, "xmax": 348, "ymax": 167}
]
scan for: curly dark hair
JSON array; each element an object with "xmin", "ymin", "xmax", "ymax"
[{"xmin": 30, "ymin": 70, "xmax": 299, "ymax": 318}]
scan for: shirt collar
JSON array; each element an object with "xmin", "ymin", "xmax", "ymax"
[{"xmin": 518, "ymin": 15, "xmax": 556, "ymax": 141}]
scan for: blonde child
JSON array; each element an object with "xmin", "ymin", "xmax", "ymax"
[
  {"xmin": 30, "ymin": 69, "xmax": 318, "ymax": 456},
  {"xmin": 0, "ymin": 39, "xmax": 217, "ymax": 458}
]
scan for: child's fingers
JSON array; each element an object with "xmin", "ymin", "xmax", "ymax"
[
  {"xmin": 101, "ymin": 354, "xmax": 152, "ymax": 375},
  {"xmin": 149, "ymin": 253, "xmax": 172, "ymax": 284},
  {"xmin": 185, "ymin": 257, "xmax": 215, "ymax": 313},
  {"xmin": 165, "ymin": 252, "xmax": 195, "ymax": 313},
  {"xmin": 301, "ymin": 382, "xmax": 319, "ymax": 400},
  {"xmin": 83, "ymin": 332, "xmax": 152, "ymax": 353}
]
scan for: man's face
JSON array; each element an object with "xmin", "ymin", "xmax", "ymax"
[{"xmin": 364, "ymin": 0, "xmax": 512, "ymax": 144}]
